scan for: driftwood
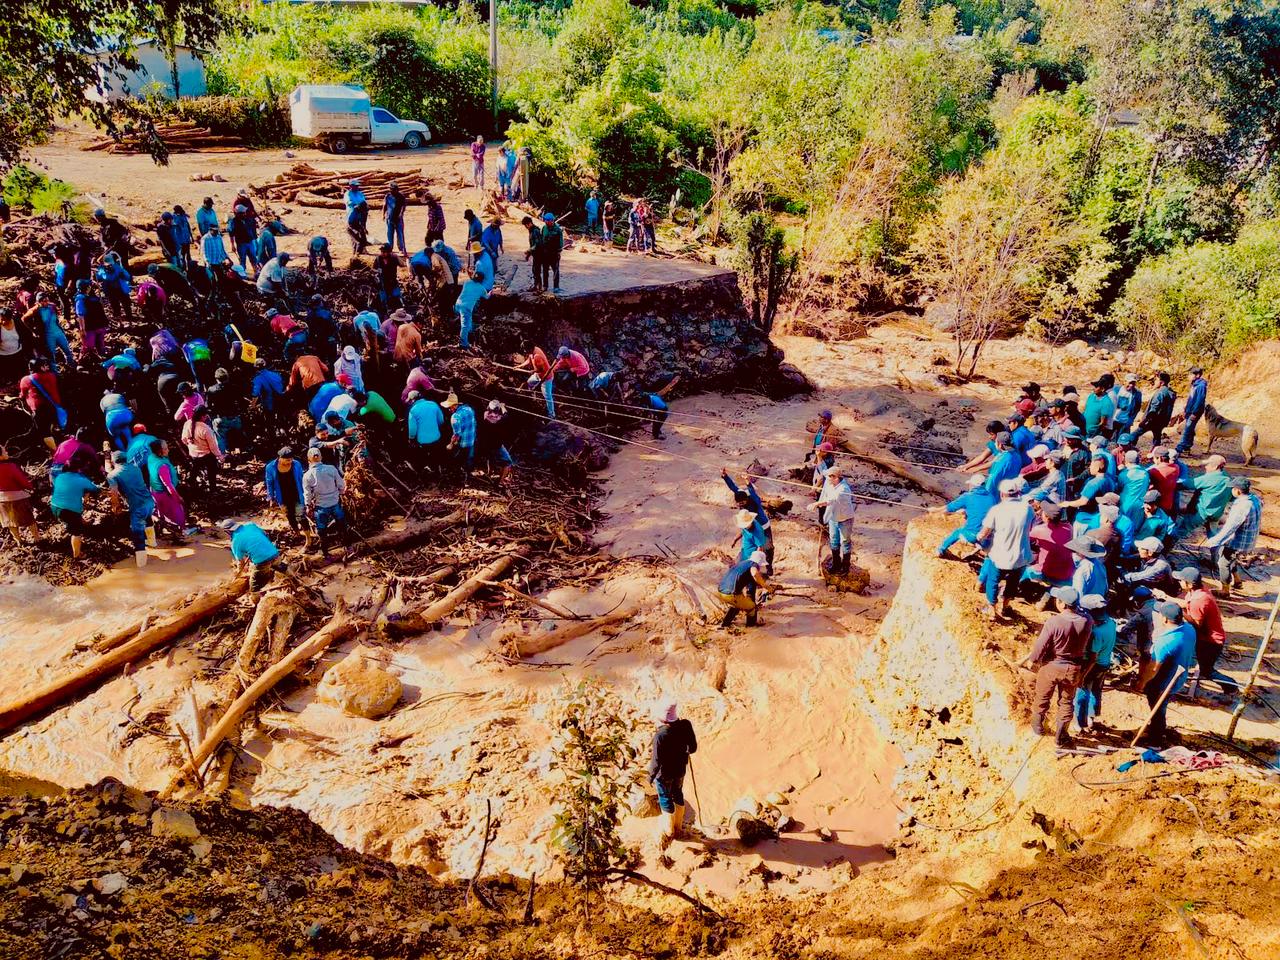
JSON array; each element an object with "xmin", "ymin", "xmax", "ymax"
[
  {"xmin": 506, "ymin": 606, "xmax": 636, "ymax": 659},
  {"xmin": 379, "ymin": 552, "xmax": 522, "ymax": 640},
  {"xmin": 167, "ymin": 603, "xmax": 360, "ymax": 792},
  {"xmin": 838, "ymin": 437, "xmax": 948, "ymax": 498},
  {"xmin": 0, "ymin": 578, "xmax": 250, "ymax": 735},
  {"xmin": 2, "ymin": 510, "xmax": 467, "ymax": 736},
  {"xmin": 230, "ymin": 593, "xmax": 302, "ymax": 697},
  {"xmin": 480, "ymin": 579, "xmax": 583, "ymax": 621}
]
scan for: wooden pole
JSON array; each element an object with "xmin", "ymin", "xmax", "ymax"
[
  {"xmin": 1226, "ymin": 590, "xmax": 1280, "ymax": 741},
  {"xmin": 1130, "ymin": 666, "xmax": 1186, "ymax": 748},
  {"xmin": 0, "ymin": 578, "xmax": 250, "ymax": 736},
  {"xmin": 380, "ymin": 552, "xmax": 521, "ymax": 640}
]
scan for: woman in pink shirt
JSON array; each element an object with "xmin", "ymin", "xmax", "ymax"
[
  {"xmin": 470, "ymin": 136, "xmax": 486, "ymax": 190},
  {"xmin": 402, "ymin": 362, "xmax": 435, "ymax": 404},
  {"xmin": 181, "ymin": 406, "xmax": 224, "ymax": 494}
]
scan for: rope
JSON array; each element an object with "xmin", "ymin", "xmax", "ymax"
[{"xmin": 498, "ymin": 395, "xmax": 930, "ymax": 510}]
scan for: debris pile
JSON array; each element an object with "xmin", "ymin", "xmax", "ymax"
[
  {"xmin": 82, "ymin": 122, "xmax": 247, "ymax": 155},
  {"xmin": 251, "ymin": 164, "xmax": 436, "ymax": 209}
]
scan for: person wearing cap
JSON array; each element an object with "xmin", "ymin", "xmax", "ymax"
[
  {"xmin": 432, "ymin": 238, "xmax": 461, "ymax": 282},
  {"xmin": 537, "ymin": 212, "xmax": 565, "ymax": 293},
  {"xmin": 1175, "ymin": 366, "xmax": 1208, "ymax": 455},
  {"xmin": 107, "ymin": 449, "xmax": 155, "ymax": 567},
  {"xmin": 1022, "ymin": 501, "xmax": 1074, "ymax": 603},
  {"xmin": 937, "ymin": 474, "xmax": 996, "ymax": 560},
  {"xmin": 383, "ymin": 182, "xmax": 408, "ymax": 254},
  {"xmin": 353, "ymin": 387, "xmax": 396, "ymax": 428},
  {"xmin": 717, "ymin": 549, "xmax": 770, "ymax": 628},
  {"xmin": 1071, "ymin": 594, "xmax": 1115, "ymax": 732},
  {"xmin": 1087, "ymin": 435, "xmax": 1117, "ymax": 480},
  {"xmin": 1026, "ymin": 448, "xmax": 1068, "ymax": 503},
  {"xmin": 477, "ymin": 400, "xmax": 515, "ymax": 483},
  {"xmin": 265, "ymin": 446, "xmax": 308, "ymax": 537},
  {"xmin": 1006, "ymin": 411, "xmax": 1035, "ymax": 460},
  {"xmin": 1136, "ymin": 489, "xmax": 1174, "ymax": 547},
  {"xmin": 722, "ymin": 467, "xmax": 774, "ymax": 571},
  {"xmin": 481, "ymin": 216, "xmax": 505, "ymax": 263},
  {"xmin": 455, "ymin": 271, "xmax": 490, "ymax": 350},
  {"xmin": 334, "ymin": 344, "xmax": 365, "ymax": 395},
  {"xmin": 1159, "ymin": 567, "xmax": 1235, "ymax": 697},
  {"xmin": 1203, "ymin": 477, "xmax": 1263, "ymax": 595},
  {"xmin": 323, "ymin": 382, "xmax": 360, "ymax": 423},
  {"xmin": 1146, "ymin": 445, "xmax": 1180, "ymax": 516},
  {"xmin": 1113, "ymin": 373, "xmax": 1142, "ymax": 437},
  {"xmin": 983, "ymin": 432, "xmax": 1023, "ymax": 497},
  {"xmin": 1120, "ymin": 537, "xmax": 1172, "ymax": 593},
  {"xmin": 306, "ymin": 234, "xmax": 333, "ymax": 278},
  {"xmin": 1019, "ymin": 443, "xmax": 1050, "ymax": 484},
  {"xmin": 196, "ymin": 197, "xmax": 220, "ymax": 238},
  {"xmin": 976, "ymin": 479, "xmax": 1034, "ymax": 619},
  {"xmin": 1141, "ymin": 601, "xmax": 1198, "ymax": 744},
  {"xmin": 346, "ymin": 186, "xmax": 370, "ymax": 255},
  {"xmin": 227, "ymin": 204, "xmax": 259, "ymax": 271},
  {"xmin": 200, "ymin": 220, "xmax": 231, "ymax": 270},
  {"xmin": 407, "ymin": 390, "xmax": 446, "ymax": 465},
  {"xmin": 92, "ymin": 252, "xmax": 133, "ymax": 323},
  {"xmin": 1184, "ymin": 453, "xmax": 1233, "ymax": 535},
  {"xmin": 443, "ymin": 394, "xmax": 477, "ymax": 476},
  {"xmin": 647, "ymin": 703, "xmax": 698, "ymax": 843},
  {"xmin": 1133, "ymin": 370, "xmax": 1175, "ymax": 446},
  {"xmin": 49, "ymin": 460, "xmax": 103, "ymax": 560},
  {"xmin": 343, "ymin": 179, "xmax": 366, "ymax": 218},
  {"xmin": 805, "ymin": 409, "xmax": 836, "ymax": 464},
  {"xmin": 1022, "ymin": 585, "xmax": 1091, "ymax": 747},
  {"xmin": 1116, "ymin": 448, "xmax": 1151, "ymax": 530},
  {"xmin": 1059, "ymin": 428, "xmax": 1089, "ymax": 498},
  {"xmin": 1068, "ymin": 537, "xmax": 1108, "ymax": 599},
  {"xmin": 809, "ymin": 464, "xmax": 856, "ymax": 574},
  {"xmin": 222, "ymin": 520, "xmax": 281, "ymax": 591},
  {"xmin": 550, "ymin": 345, "xmax": 591, "ymax": 391},
  {"xmin": 301, "ymin": 446, "xmax": 346, "ymax": 556}
]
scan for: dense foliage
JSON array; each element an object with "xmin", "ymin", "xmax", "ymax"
[{"xmin": 6, "ymin": 0, "xmax": 1280, "ymax": 365}]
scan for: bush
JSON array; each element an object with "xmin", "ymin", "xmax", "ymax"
[
  {"xmin": 2, "ymin": 165, "xmax": 87, "ymax": 220},
  {"xmin": 1115, "ymin": 220, "xmax": 1280, "ymax": 361}
]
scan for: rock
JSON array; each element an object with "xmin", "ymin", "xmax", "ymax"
[
  {"xmin": 764, "ymin": 791, "xmax": 789, "ymax": 807},
  {"xmin": 1064, "ymin": 339, "xmax": 1090, "ymax": 358},
  {"xmin": 816, "ymin": 826, "xmax": 834, "ymax": 842},
  {"xmin": 150, "ymin": 808, "xmax": 201, "ymax": 842},
  {"xmin": 317, "ymin": 651, "xmax": 403, "ymax": 719},
  {"xmin": 94, "ymin": 873, "xmax": 129, "ymax": 896},
  {"xmin": 923, "ymin": 300, "xmax": 961, "ymax": 332},
  {"xmin": 191, "ymin": 838, "xmax": 213, "ymax": 861}
]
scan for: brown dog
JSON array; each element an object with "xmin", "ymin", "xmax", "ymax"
[{"xmin": 1171, "ymin": 404, "xmax": 1260, "ymax": 464}]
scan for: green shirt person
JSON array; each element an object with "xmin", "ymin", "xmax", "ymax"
[{"xmin": 1192, "ymin": 455, "xmax": 1233, "ymax": 526}]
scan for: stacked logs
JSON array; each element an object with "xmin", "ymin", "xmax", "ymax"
[
  {"xmin": 251, "ymin": 163, "xmax": 436, "ymax": 209},
  {"xmin": 83, "ymin": 122, "xmax": 247, "ymax": 154}
]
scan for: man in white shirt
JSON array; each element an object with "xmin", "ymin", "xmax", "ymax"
[{"xmin": 976, "ymin": 478, "xmax": 1034, "ymax": 619}]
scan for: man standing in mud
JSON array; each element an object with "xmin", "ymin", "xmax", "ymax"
[{"xmin": 648, "ymin": 703, "xmax": 697, "ymax": 843}]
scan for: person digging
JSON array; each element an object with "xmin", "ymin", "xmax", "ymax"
[{"xmin": 647, "ymin": 703, "xmax": 698, "ymax": 845}]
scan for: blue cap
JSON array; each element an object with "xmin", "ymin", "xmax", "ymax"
[{"xmin": 543, "ymin": 212, "xmax": 555, "ymax": 222}]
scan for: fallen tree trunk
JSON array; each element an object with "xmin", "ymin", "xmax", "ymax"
[
  {"xmin": 379, "ymin": 552, "xmax": 521, "ymax": 640},
  {"xmin": 4, "ymin": 510, "xmax": 467, "ymax": 735},
  {"xmin": 230, "ymin": 593, "xmax": 302, "ymax": 698},
  {"xmin": 167, "ymin": 603, "xmax": 361, "ymax": 793},
  {"xmin": 0, "ymin": 578, "xmax": 250, "ymax": 736},
  {"xmin": 506, "ymin": 606, "xmax": 636, "ymax": 659},
  {"xmin": 837, "ymin": 437, "xmax": 948, "ymax": 499}
]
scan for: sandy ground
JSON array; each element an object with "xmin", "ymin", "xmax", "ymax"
[
  {"xmin": 2, "ymin": 319, "xmax": 1275, "ymax": 907},
  {"xmin": 27, "ymin": 130, "xmax": 728, "ymax": 297}
]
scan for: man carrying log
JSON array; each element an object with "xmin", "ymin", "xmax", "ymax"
[{"xmin": 220, "ymin": 519, "xmax": 280, "ymax": 592}]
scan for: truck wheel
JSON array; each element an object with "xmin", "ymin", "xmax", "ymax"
[
  {"xmin": 403, "ymin": 132, "xmax": 424, "ymax": 150},
  {"xmin": 330, "ymin": 136, "xmax": 352, "ymax": 155}
]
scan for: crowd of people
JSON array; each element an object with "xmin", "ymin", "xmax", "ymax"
[
  {"xmin": 0, "ymin": 175, "xmax": 678, "ymax": 583},
  {"xmin": 927, "ymin": 374, "xmax": 1263, "ymax": 749}
]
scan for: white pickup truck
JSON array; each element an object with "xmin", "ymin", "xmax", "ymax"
[{"xmin": 289, "ymin": 84, "xmax": 431, "ymax": 154}]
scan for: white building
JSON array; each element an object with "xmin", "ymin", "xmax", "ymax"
[{"xmin": 86, "ymin": 40, "xmax": 208, "ymax": 102}]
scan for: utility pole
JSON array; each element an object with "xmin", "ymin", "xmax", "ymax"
[{"xmin": 489, "ymin": 0, "xmax": 498, "ymax": 128}]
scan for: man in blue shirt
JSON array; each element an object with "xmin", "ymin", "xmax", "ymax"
[
  {"xmin": 432, "ymin": 240, "xmax": 462, "ymax": 282},
  {"xmin": 1141, "ymin": 601, "xmax": 1197, "ymax": 745},
  {"xmin": 407, "ymin": 391, "xmax": 446, "ymax": 464},
  {"xmin": 1175, "ymin": 367, "xmax": 1208, "ymax": 455},
  {"xmin": 1005, "ymin": 412, "xmax": 1035, "ymax": 461},
  {"xmin": 444, "ymin": 394, "xmax": 477, "ymax": 476},
  {"xmin": 480, "ymin": 217, "xmax": 504, "ymax": 261},
  {"xmin": 1135, "ymin": 371, "xmax": 1176, "ymax": 447},
  {"xmin": 251, "ymin": 359, "xmax": 285, "ymax": 432},
  {"xmin": 984, "ymin": 433, "xmax": 1022, "ymax": 496},
  {"xmin": 107, "ymin": 450, "xmax": 155, "ymax": 565},
  {"xmin": 383, "ymin": 182, "xmax": 408, "ymax": 254},
  {"xmin": 455, "ymin": 272, "xmax": 489, "ymax": 349},
  {"xmin": 1113, "ymin": 373, "xmax": 1143, "ymax": 438},
  {"xmin": 938, "ymin": 475, "xmax": 996, "ymax": 559},
  {"xmin": 1083, "ymin": 379, "xmax": 1115, "ymax": 438},
  {"xmin": 717, "ymin": 550, "xmax": 770, "ymax": 628},
  {"xmin": 722, "ymin": 468, "xmax": 773, "ymax": 572},
  {"xmin": 585, "ymin": 190, "xmax": 601, "ymax": 237},
  {"xmin": 221, "ymin": 519, "xmax": 280, "ymax": 591},
  {"xmin": 50, "ymin": 468, "xmax": 101, "ymax": 559},
  {"xmin": 195, "ymin": 197, "xmax": 220, "ymax": 238}
]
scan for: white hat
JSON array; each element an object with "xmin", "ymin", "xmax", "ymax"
[
  {"xmin": 660, "ymin": 703, "xmax": 678, "ymax": 723},
  {"xmin": 966, "ymin": 474, "xmax": 985, "ymax": 489},
  {"xmin": 1099, "ymin": 504, "xmax": 1120, "ymax": 520},
  {"xmin": 1080, "ymin": 593, "xmax": 1107, "ymax": 610},
  {"xmin": 342, "ymin": 345, "xmax": 358, "ymax": 361},
  {"xmin": 749, "ymin": 549, "xmax": 767, "ymax": 566},
  {"xmin": 1028, "ymin": 444, "xmax": 1049, "ymax": 459},
  {"xmin": 1136, "ymin": 537, "xmax": 1164, "ymax": 553},
  {"xmin": 307, "ymin": 447, "xmax": 322, "ymax": 461},
  {"xmin": 999, "ymin": 478, "xmax": 1023, "ymax": 495},
  {"xmin": 441, "ymin": 392, "xmax": 460, "ymax": 409},
  {"xmin": 735, "ymin": 509, "xmax": 757, "ymax": 530}
]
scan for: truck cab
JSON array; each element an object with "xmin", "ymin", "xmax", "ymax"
[{"xmin": 369, "ymin": 107, "xmax": 428, "ymax": 149}]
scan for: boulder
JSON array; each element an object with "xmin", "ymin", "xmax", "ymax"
[
  {"xmin": 317, "ymin": 651, "xmax": 403, "ymax": 720},
  {"xmin": 1064, "ymin": 339, "xmax": 1091, "ymax": 358},
  {"xmin": 150, "ymin": 808, "xmax": 200, "ymax": 841}
]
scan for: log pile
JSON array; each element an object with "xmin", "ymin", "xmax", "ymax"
[
  {"xmin": 251, "ymin": 163, "xmax": 436, "ymax": 209},
  {"xmin": 83, "ymin": 122, "xmax": 247, "ymax": 155}
]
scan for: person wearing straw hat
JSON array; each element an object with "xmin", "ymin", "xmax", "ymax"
[
  {"xmin": 219, "ymin": 518, "xmax": 280, "ymax": 592},
  {"xmin": 717, "ymin": 549, "xmax": 770, "ymax": 628},
  {"xmin": 647, "ymin": 703, "xmax": 698, "ymax": 843},
  {"xmin": 1023, "ymin": 585, "xmax": 1091, "ymax": 748},
  {"xmin": 976, "ymin": 478, "xmax": 1034, "ymax": 620},
  {"xmin": 1139, "ymin": 601, "xmax": 1197, "ymax": 745},
  {"xmin": 1159, "ymin": 566, "xmax": 1236, "ymax": 697},
  {"xmin": 734, "ymin": 506, "xmax": 768, "ymax": 565},
  {"xmin": 443, "ymin": 393, "xmax": 477, "ymax": 478},
  {"xmin": 1068, "ymin": 537, "xmax": 1108, "ymax": 599},
  {"xmin": 936, "ymin": 473, "xmax": 995, "ymax": 560},
  {"xmin": 722, "ymin": 466, "xmax": 773, "ymax": 572}
]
